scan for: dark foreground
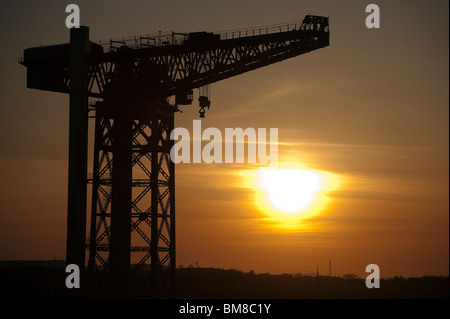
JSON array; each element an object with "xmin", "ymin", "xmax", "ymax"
[{"xmin": 0, "ymin": 261, "xmax": 448, "ymax": 299}]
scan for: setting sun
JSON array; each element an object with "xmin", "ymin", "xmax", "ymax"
[
  {"xmin": 239, "ymin": 166, "xmax": 341, "ymax": 228},
  {"xmin": 259, "ymin": 169, "xmax": 321, "ymax": 213}
]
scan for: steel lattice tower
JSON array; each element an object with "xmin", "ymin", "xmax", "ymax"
[{"xmin": 88, "ymin": 105, "xmax": 175, "ymax": 297}]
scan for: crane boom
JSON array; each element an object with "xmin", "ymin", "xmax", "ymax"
[{"xmin": 21, "ymin": 15, "xmax": 329, "ymax": 100}]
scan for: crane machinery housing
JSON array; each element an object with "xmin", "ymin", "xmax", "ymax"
[{"xmin": 20, "ymin": 14, "xmax": 330, "ymax": 297}]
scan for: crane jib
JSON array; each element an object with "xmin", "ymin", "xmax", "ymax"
[{"xmin": 20, "ymin": 15, "xmax": 329, "ymax": 101}]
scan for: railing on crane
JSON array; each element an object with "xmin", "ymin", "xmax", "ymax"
[{"xmin": 95, "ymin": 15, "xmax": 329, "ymax": 52}]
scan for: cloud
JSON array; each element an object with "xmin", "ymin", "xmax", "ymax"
[{"xmin": 328, "ymin": 190, "xmax": 430, "ymax": 203}]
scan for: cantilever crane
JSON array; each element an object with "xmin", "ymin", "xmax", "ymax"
[{"xmin": 20, "ymin": 15, "xmax": 329, "ymax": 297}]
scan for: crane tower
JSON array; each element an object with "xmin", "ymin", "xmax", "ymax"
[{"xmin": 20, "ymin": 15, "xmax": 330, "ymax": 297}]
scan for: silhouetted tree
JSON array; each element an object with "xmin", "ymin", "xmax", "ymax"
[{"xmin": 342, "ymin": 273, "xmax": 359, "ymax": 280}]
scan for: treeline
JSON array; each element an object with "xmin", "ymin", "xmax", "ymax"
[
  {"xmin": 0, "ymin": 262, "xmax": 448, "ymax": 299},
  {"xmin": 176, "ymin": 267, "xmax": 448, "ymax": 299}
]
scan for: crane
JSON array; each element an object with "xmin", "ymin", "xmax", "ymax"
[{"xmin": 20, "ymin": 14, "xmax": 329, "ymax": 297}]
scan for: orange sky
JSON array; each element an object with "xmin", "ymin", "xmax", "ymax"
[{"xmin": 0, "ymin": 0, "xmax": 448, "ymax": 278}]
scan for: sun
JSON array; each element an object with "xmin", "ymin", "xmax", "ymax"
[
  {"xmin": 259, "ymin": 169, "xmax": 321, "ymax": 213},
  {"xmin": 245, "ymin": 166, "xmax": 339, "ymax": 227},
  {"xmin": 237, "ymin": 165, "xmax": 340, "ymax": 228}
]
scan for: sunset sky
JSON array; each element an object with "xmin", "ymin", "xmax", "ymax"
[{"xmin": 0, "ymin": 0, "xmax": 448, "ymax": 278}]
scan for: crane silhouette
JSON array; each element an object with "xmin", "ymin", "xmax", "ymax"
[{"xmin": 20, "ymin": 14, "xmax": 329, "ymax": 297}]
